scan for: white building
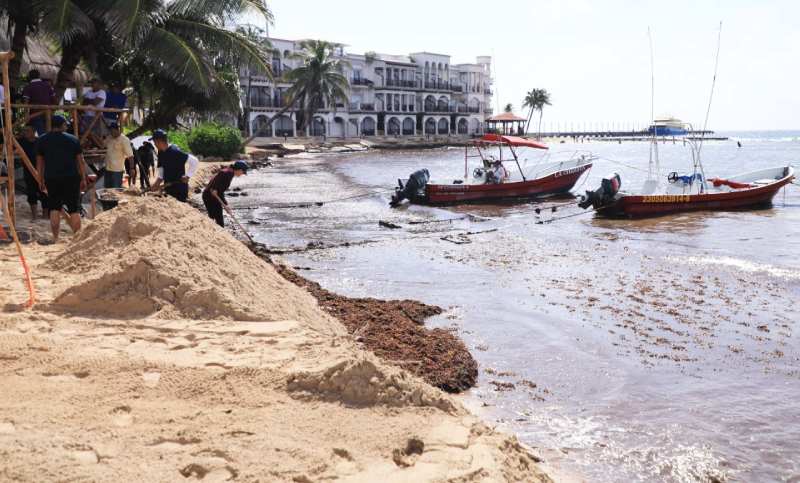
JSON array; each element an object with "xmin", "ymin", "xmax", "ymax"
[{"xmin": 243, "ymin": 38, "xmax": 493, "ymax": 138}]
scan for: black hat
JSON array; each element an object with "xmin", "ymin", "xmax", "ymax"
[
  {"xmin": 232, "ymin": 160, "xmax": 249, "ymax": 173},
  {"xmin": 150, "ymin": 129, "xmax": 168, "ymax": 141},
  {"xmin": 52, "ymin": 114, "xmax": 67, "ymax": 128}
]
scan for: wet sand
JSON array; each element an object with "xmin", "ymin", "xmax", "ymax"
[{"xmin": 231, "ymin": 142, "xmax": 800, "ymax": 482}]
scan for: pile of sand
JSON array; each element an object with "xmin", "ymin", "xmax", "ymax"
[{"xmin": 46, "ymin": 197, "xmax": 333, "ymax": 328}]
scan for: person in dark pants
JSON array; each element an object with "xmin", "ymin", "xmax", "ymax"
[
  {"xmin": 17, "ymin": 125, "xmax": 49, "ymax": 219},
  {"xmin": 202, "ymin": 161, "xmax": 248, "ymax": 227},
  {"xmin": 137, "ymin": 141, "xmax": 156, "ymax": 182},
  {"xmin": 35, "ymin": 115, "xmax": 87, "ymax": 243},
  {"xmin": 149, "ymin": 129, "xmax": 198, "ymax": 202}
]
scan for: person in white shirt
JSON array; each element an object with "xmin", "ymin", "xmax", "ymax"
[
  {"xmin": 81, "ymin": 78, "xmax": 107, "ymax": 140},
  {"xmin": 103, "ymin": 122, "xmax": 134, "ymax": 188},
  {"xmin": 487, "ymin": 160, "xmax": 508, "ymax": 184}
]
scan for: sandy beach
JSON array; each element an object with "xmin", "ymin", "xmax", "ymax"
[{"xmin": 0, "ymin": 195, "xmax": 551, "ymax": 482}]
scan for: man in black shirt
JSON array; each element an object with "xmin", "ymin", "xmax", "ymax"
[
  {"xmin": 35, "ymin": 115, "xmax": 87, "ymax": 242},
  {"xmin": 202, "ymin": 160, "xmax": 248, "ymax": 226},
  {"xmin": 149, "ymin": 129, "xmax": 198, "ymax": 202},
  {"xmin": 17, "ymin": 125, "xmax": 48, "ymax": 219}
]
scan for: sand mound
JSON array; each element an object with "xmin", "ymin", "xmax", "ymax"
[
  {"xmin": 287, "ymin": 357, "xmax": 458, "ymax": 413},
  {"xmin": 47, "ymin": 197, "xmax": 337, "ymax": 327}
]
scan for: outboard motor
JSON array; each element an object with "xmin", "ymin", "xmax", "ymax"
[
  {"xmin": 390, "ymin": 168, "xmax": 430, "ymax": 207},
  {"xmin": 579, "ymin": 173, "xmax": 621, "ymax": 209}
]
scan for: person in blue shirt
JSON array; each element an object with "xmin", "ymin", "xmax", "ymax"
[
  {"xmin": 35, "ymin": 115, "xmax": 87, "ymax": 242},
  {"xmin": 148, "ymin": 129, "xmax": 199, "ymax": 202},
  {"xmin": 103, "ymin": 82, "xmax": 127, "ymax": 124}
]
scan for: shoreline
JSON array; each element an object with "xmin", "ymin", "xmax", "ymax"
[{"xmin": 0, "ymin": 192, "xmax": 552, "ymax": 481}]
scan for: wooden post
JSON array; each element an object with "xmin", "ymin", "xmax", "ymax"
[
  {"xmin": 1, "ymin": 52, "xmax": 15, "ymax": 224},
  {"xmin": 45, "ymin": 109, "xmax": 52, "ymax": 132},
  {"xmin": 72, "ymin": 107, "xmax": 79, "ymax": 137}
]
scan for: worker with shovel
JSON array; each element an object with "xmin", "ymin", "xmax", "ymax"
[
  {"xmin": 149, "ymin": 129, "xmax": 198, "ymax": 202},
  {"xmin": 202, "ymin": 160, "xmax": 248, "ymax": 227}
]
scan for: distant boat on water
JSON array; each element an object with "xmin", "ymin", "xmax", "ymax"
[{"xmin": 647, "ymin": 116, "xmax": 690, "ymax": 136}]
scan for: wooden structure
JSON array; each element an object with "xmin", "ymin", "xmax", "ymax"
[{"xmin": 486, "ymin": 112, "xmax": 527, "ymax": 136}]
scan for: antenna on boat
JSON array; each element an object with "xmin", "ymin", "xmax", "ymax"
[
  {"xmin": 696, "ymin": 22, "xmax": 723, "ymax": 162},
  {"xmin": 645, "ymin": 27, "xmax": 660, "ymax": 192}
]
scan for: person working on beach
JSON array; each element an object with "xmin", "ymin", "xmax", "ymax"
[
  {"xmin": 149, "ymin": 129, "xmax": 199, "ymax": 202},
  {"xmin": 17, "ymin": 125, "xmax": 48, "ymax": 219},
  {"xmin": 21, "ymin": 69, "xmax": 57, "ymax": 135},
  {"xmin": 103, "ymin": 82, "xmax": 127, "ymax": 125},
  {"xmin": 35, "ymin": 115, "xmax": 87, "ymax": 243},
  {"xmin": 137, "ymin": 141, "xmax": 156, "ymax": 181},
  {"xmin": 202, "ymin": 161, "xmax": 248, "ymax": 227},
  {"xmin": 103, "ymin": 122, "xmax": 134, "ymax": 189}
]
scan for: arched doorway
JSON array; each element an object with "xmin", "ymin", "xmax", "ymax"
[
  {"xmin": 470, "ymin": 118, "xmax": 481, "ymax": 135},
  {"xmin": 274, "ymin": 115, "xmax": 293, "ymax": 137},
  {"xmin": 437, "ymin": 96, "xmax": 448, "ymax": 112},
  {"xmin": 310, "ymin": 117, "xmax": 326, "ymax": 136},
  {"xmin": 402, "ymin": 118, "xmax": 415, "ymax": 135},
  {"xmin": 424, "ymin": 95, "xmax": 436, "ymax": 112},
  {"xmin": 437, "ymin": 118, "xmax": 449, "ymax": 135},
  {"xmin": 457, "ymin": 118, "xmax": 468, "ymax": 135},
  {"xmin": 251, "ymin": 115, "xmax": 272, "ymax": 137},
  {"xmin": 424, "ymin": 118, "xmax": 436, "ymax": 135},
  {"xmin": 387, "ymin": 117, "xmax": 401, "ymax": 135},
  {"xmin": 331, "ymin": 116, "xmax": 346, "ymax": 137},
  {"xmin": 361, "ymin": 117, "xmax": 376, "ymax": 136}
]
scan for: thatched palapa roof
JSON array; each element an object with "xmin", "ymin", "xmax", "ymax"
[{"xmin": 0, "ymin": 30, "xmax": 91, "ymax": 85}]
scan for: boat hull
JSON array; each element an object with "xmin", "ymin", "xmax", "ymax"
[
  {"xmin": 423, "ymin": 163, "xmax": 592, "ymax": 205},
  {"xmin": 598, "ymin": 168, "xmax": 795, "ymax": 218}
]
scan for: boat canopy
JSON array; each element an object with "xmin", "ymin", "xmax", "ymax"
[{"xmin": 479, "ymin": 134, "xmax": 549, "ymax": 150}]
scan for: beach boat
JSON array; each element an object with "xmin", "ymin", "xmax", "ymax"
[
  {"xmin": 647, "ymin": 116, "xmax": 690, "ymax": 136},
  {"xmin": 580, "ymin": 166, "xmax": 795, "ymax": 218},
  {"xmin": 390, "ymin": 134, "xmax": 595, "ymax": 206}
]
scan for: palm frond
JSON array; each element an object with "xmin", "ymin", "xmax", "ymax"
[
  {"xmin": 168, "ymin": 0, "xmax": 273, "ymax": 24},
  {"xmin": 138, "ymin": 25, "xmax": 213, "ymax": 93},
  {"xmin": 166, "ymin": 17, "xmax": 272, "ymax": 78},
  {"xmin": 39, "ymin": 0, "xmax": 94, "ymax": 43}
]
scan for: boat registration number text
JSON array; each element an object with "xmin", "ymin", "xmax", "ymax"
[
  {"xmin": 554, "ymin": 166, "xmax": 585, "ymax": 177},
  {"xmin": 641, "ymin": 195, "xmax": 691, "ymax": 203}
]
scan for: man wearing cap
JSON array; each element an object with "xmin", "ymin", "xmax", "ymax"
[
  {"xmin": 149, "ymin": 129, "xmax": 199, "ymax": 202},
  {"xmin": 103, "ymin": 122, "xmax": 134, "ymax": 189},
  {"xmin": 35, "ymin": 115, "xmax": 87, "ymax": 242},
  {"xmin": 202, "ymin": 161, "xmax": 248, "ymax": 227}
]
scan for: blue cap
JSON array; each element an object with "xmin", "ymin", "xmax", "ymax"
[
  {"xmin": 108, "ymin": 121, "xmax": 120, "ymax": 129},
  {"xmin": 232, "ymin": 160, "xmax": 249, "ymax": 173},
  {"xmin": 150, "ymin": 129, "xmax": 168, "ymax": 141},
  {"xmin": 52, "ymin": 114, "xmax": 67, "ymax": 127}
]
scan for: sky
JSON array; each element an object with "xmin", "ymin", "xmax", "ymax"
[{"xmin": 243, "ymin": 0, "xmax": 800, "ymax": 131}]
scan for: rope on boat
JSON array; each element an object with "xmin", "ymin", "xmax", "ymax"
[
  {"xmin": 239, "ymin": 188, "xmax": 395, "ymax": 210},
  {"xmin": 536, "ymin": 207, "xmax": 595, "ymax": 224}
]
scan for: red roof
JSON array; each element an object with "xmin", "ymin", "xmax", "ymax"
[
  {"xmin": 479, "ymin": 134, "xmax": 548, "ymax": 150},
  {"xmin": 487, "ymin": 112, "xmax": 527, "ymax": 122}
]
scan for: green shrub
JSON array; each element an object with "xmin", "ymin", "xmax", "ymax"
[
  {"xmin": 187, "ymin": 123, "xmax": 243, "ymax": 159},
  {"xmin": 167, "ymin": 129, "xmax": 191, "ymax": 152}
]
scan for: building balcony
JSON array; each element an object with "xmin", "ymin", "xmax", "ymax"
[
  {"xmin": 386, "ymin": 79, "xmax": 419, "ymax": 89},
  {"xmin": 349, "ymin": 103, "xmax": 375, "ymax": 112},
  {"xmin": 423, "ymin": 81, "xmax": 463, "ymax": 92},
  {"xmin": 351, "ymin": 78, "xmax": 374, "ymax": 87}
]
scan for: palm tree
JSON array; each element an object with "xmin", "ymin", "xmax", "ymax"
[
  {"xmin": 264, "ymin": 39, "xmax": 350, "ymax": 134},
  {"xmin": 1, "ymin": 1, "xmax": 273, "ymax": 104},
  {"xmin": 504, "ymin": 102, "xmax": 513, "ymax": 113},
  {"xmin": 522, "ymin": 88, "xmax": 552, "ymax": 139}
]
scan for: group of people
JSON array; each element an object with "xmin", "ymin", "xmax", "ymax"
[{"xmin": 8, "ymin": 70, "xmax": 247, "ymax": 242}]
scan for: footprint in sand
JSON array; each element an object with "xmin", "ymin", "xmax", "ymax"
[
  {"xmin": 142, "ymin": 371, "xmax": 161, "ymax": 388},
  {"xmin": 110, "ymin": 406, "xmax": 133, "ymax": 427},
  {"xmin": 64, "ymin": 444, "xmax": 99, "ymax": 464},
  {"xmin": 148, "ymin": 437, "xmax": 201, "ymax": 452},
  {"xmin": 180, "ymin": 463, "xmax": 237, "ymax": 482},
  {"xmin": 0, "ymin": 421, "xmax": 15, "ymax": 434}
]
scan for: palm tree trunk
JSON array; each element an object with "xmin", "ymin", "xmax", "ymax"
[
  {"xmin": 55, "ymin": 40, "xmax": 88, "ymax": 102},
  {"xmin": 525, "ymin": 108, "xmax": 534, "ymax": 135},
  {"xmin": 9, "ymin": 20, "xmax": 29, "ymax": 87},
  {"xmin": 537, "ymin": 110, "xmax": 544, "ymax": 140}
]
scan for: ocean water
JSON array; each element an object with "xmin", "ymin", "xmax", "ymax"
[{"xmin": 232, "ymin": 131, "xmax": 800, "ymax": 482}]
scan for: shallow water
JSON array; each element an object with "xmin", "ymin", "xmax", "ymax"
[{"xmin": 232, "ymin": 132, "xmax": 800, "ymax": 482}]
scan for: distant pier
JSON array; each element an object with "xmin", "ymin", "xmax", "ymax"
[{"xmin": 539, "ymin": 129, "xmax": 729, "ymax": 142}]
